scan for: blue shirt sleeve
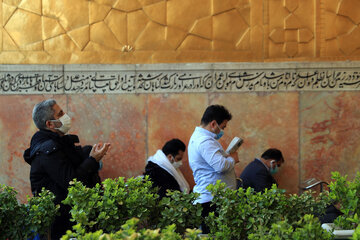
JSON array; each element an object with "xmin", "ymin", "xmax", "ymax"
[{"xmin": 198, "ymin": 139, "xmax": 235, "ymax": 173}]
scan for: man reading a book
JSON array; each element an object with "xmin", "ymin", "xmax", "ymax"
[{"xmin": 188, "ymin": 104, "xmax": 239, "ymax": 234}]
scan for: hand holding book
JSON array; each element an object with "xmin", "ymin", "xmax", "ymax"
[{"xmin": 225, "ymin": 137, "xmax": 244, "ymax": 154}]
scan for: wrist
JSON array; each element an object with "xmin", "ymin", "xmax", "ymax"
[{"xmin": 89, "ymin": 155, "xmax": 99, "ymax": 162}]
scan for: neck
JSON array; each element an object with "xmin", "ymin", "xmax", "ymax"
[
  {"xmin": 47, "ymin": 128, "xmax": 64, "ymax": 136},
  {"xmin": 201, "ymin": 124, "xmax": 213, "ymax": 133},
  {"xmin": 260, "ymin": 158, "xmax": 270, "ymax": 168}
]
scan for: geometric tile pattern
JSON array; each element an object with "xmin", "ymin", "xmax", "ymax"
[
  {"xmin": 268, "ymin": 0, "xmax": 315, "ymax": 58},
  {"xmin": 1, "ymin": 0, "xmax": 254, "ymax": 63},
  {"xmin": 323, "ymin": 0, "xmax": 360, "ymax": 56},
  {"xmin": 2, "ymin": 0, "xmax": 360, "ymax": 63}
]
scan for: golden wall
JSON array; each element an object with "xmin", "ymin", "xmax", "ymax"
[{"xmin": 1, "ymin": 0, "xmax": 360, "ymax": 64}]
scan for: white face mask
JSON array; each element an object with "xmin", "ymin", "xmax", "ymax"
[
  {"xmin": 172, "ymin": 160, "xmax": 183, "ymax": 169},
  {"xmin": 52, "ymin": 113, "xmax": 72, "ymax": 134},
  {"xmin": 170, "ymin": 156, "xmax": 183, "ymax": 169}
]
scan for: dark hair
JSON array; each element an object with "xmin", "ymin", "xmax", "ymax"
[
  {"xmin": 200, "ymin": 105, "xmax": 232, "ymax": 126},
  {"xmin": 261, "ymin": 148, "xmax": 284, "ymax": 163},
  {"xmin": 162, "ymin": 139, "xmax": 186, "ymax": 157}
]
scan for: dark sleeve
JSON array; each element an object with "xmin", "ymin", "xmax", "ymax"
[
  {"xmin": 80, "ymin": 145, "xmax": 93, "ymax": 158},
  {"xmin": 253, "ymin": 170, "xmax": 276, "ymax": 192},
  {"xmin": 145, "ymin": 166, "xmax": 180, "ymax": 198},
  {"xmin": 40, "ymin": 150, "xmax": 99, "ymax": 191}
]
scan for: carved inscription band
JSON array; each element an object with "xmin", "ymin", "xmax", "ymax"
[{"xmin": 1, "ymin": 62, "xmax": 360, "ymax": 94}]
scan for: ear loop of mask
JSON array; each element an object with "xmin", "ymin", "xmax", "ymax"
[
  {"xmin": 48, "ymin": 114, "xmax": 72, "ymax": 134},
  {"xmin": 214, "ymin": 123, "xmax": 224, "ymax": 140}
]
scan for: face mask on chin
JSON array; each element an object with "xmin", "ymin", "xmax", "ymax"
[
  {"xmin": 214, "ymin": 123, "xmax": 224, "ymax": 140},
  {"xmin": 172, "ymin": 160, "xmax": 183, "ymax": 169},
  {"xmin": 171, "ymin": 156, "xmax": 183, "ymax": 169},
  {"xmin": 50, "ymin": 113, "xmax": 72, "ymax": 134}
]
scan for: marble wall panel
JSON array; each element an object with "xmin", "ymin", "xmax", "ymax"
[
  {"xmin": 209, "ymin": 92, "xmax": 299, "ymax": 194},
  {"xmin": 0, "ymin": 95, "xmax": 67, "ymax": 202},
  {"xmin": 2, "ymin": 89, "xmax": 360, "ymax": 200},
  {"xmin": 67, "ymin": 94, "xmax": 147, "ymax": 180},
  {"xmin": 147, "ymin": 93, "xmax": 208, "ymax": 188},
  {"xmin": 300, "ymin": 92, "xmax": 360, "ymax": 184}
]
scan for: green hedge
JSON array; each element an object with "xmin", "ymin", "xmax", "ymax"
[
  {"xmin": 0, "ymin": 185, "xmax": 59, "ymax": 240},
  {"xmin": 61, "ymin": 218, "xmax": 207, "ymax": 240},
  {"xmin": 205, "ymin": 181, "xmax": 331, "ymax": 240},
  {"xmin": 63, "ymin": 176, "xmax": 202, "ymax": 235},
  {"xmin": 2, "ymin": 171, "xmax": 359, "ymax": 240},
  {"xmin": 329, "ymin": 171, "xmax": 360, "ymax": 230}
]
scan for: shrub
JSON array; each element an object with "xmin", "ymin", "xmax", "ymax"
[
  {"xmin": 0, "ymin": 185, "xmax": 59, "ymax": 240},
  {"xmin": 63, "ymin": 177, "xmax": 203, "ymax": 235},
  {"xmin": 61, "ymin": 218, "xmax": 207, "ymax": 240},
  {"xmin": 248, "ymin": 214, "xmax": 334, "ymax": 240},
  {"xmin": 351, "ymin": 225, "xmax": 360, "ymax": 240},
  {"xmin": 329, "ymin": 171, "xmax": 360, "ymax": 230},
  {"xmin": 206, "ymin": 181, "xmax": 331, "ymax": 240},
  {"xmin": 158, "ymin": 191, "xmax": 202, "ymax": 233},
  {"xmin": 63, "ymin": 177, "xmax": 160, "ymax": 233}
]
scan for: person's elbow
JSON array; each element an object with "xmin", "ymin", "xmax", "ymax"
[{"xmin": 213, "ymin": 159, "xmax": 234, "ymax": 173}]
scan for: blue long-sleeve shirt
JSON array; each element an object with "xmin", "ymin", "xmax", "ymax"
[{"xmin": 188, "ymin": 127, "xmax": 236, "ymax": 204}]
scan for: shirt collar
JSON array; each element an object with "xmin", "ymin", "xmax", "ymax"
[{"xmin": 195, "ymin": 126, "xmax": 216, "ymax": 138}]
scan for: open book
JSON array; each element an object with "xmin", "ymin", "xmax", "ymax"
[{"xmin": 225, "ymin": 137, "xmax": 243, "ymax": 154}]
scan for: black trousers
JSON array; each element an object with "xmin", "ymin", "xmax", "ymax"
[
  {"xmin": 51, "ymin": 204, "xmax": 73, "ymax": 240},
  {"xmin": 200, "ymin": 202, "xmax": 217, "ymax": 234}
]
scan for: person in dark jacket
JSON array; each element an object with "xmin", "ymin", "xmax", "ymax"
[
  {"xmin": 144, "ymin": 139, "xmax": 190, "ymax": 198},
  {"xmin": 23, "ymin": 99, "xmax": 110, "ymax": 239},
  {"xmin": 240, "ymin": 148, "xmax": 284, "ymax": 192}
]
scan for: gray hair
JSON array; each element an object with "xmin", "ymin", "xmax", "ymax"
[{"xmin": 32, "ymin": 99, "xmax": 57, "ymax": 130}]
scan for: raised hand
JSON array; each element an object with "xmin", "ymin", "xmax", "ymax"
[{"xmin": 90, "ymin": 142, "xmax": 111, "ymax": 162}]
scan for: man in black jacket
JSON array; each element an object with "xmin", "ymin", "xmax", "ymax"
[
  {"xmin": 240, "ymin": 148, "xmax": 284, "ymax": 192},
  {"xmin": 24, "ymin": 99, "xmax": 110, "ymax": 239},
  {"xmin": 144, "ymin": 139, "xmax": 189, "ymax": 198}
]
